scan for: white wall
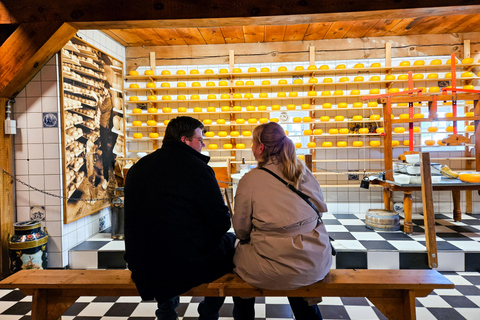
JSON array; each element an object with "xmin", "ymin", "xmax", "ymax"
[{"xmin": 13, "ymin": 30, "xmax": 126, "ymax": 268}]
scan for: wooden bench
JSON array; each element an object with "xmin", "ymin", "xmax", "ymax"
[{"xmin": 0, "ymin": 269, "xmax": 453, "ymax": 320}]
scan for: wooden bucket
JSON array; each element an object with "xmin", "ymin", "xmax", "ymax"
[{"xmin": 365, "ymin": 209, "xmax": 400, "ymax": 231}]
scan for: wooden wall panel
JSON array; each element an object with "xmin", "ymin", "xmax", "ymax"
[
  {"xmin": 344, "ymin": 20, "xmax": 378, "ymax": 39},
  {"xmin": 243, "ymin": 26, "xmax": 264, "ymax": 43},
  {"xmin": 364, "ymin": 19, "xmax": 401, "ymax": 38},
  {"xmin": 0, "ymin": 97, "xmax": 15, "ymax": 278},
  {"xmin": 303, "ymin": 23, "xmax": 331, "ymax": 41},
  {"xmin": 221, "ymin": 26, "xmax": 245, "ymax": 44},
  {"xmin": 154, "ymin": 29, "xmax": 187, "ymax": 46},
  {"xmin": 385, "ymin": 18, "xmax": 418, "ymax": 36},
  {"xmin": 265, "ymin": 25, "xmax": 286, "ymax": 42},
  {"xmin": 323, "ymin": 21, "xmax": 355, "ymax": 39}
]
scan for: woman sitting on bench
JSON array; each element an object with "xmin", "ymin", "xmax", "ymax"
[{"xmin": 232, "ymin": 122, "xmax": 332, "ymax": 320}]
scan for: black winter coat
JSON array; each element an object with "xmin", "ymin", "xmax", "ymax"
[{"xmin": 124, "ymin": 141, "xmax": 235, "ymax": 302}]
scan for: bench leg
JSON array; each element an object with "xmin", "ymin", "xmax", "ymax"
[
  {"xmin": 31, "ymin": 289, "xmax": 78, "ymax": 320},
  {"xmin": 368, "ymin": 290, "xmax": 416, "ymax": 320}
]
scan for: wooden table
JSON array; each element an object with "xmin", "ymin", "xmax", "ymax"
[{"xmin": 375, "ymin": 178, "xmax": 480, "ymax": 234}]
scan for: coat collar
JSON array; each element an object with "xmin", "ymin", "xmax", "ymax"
[{"xmin": 161, "ymin": 140, "xmax": 211, "ymax": 164}]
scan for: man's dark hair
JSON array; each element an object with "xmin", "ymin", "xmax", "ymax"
[{"xmin": 164, "ymin": 116, "xmax": 204, "ymax": 142}]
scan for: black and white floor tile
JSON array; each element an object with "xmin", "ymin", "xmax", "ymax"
[{"xmin": 1, "ymin": 272, "xmax": 479, "ymax": 319}]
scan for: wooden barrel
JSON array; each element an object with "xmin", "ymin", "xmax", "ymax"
[{"xmin": 365, "ymin": 209, "xmax": 400, "ymax": 231}]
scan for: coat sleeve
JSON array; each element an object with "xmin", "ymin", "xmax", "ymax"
[
  {"xmin": 302, "ymin": 170, "xmax": 328, "ymax": 214},
  {"xmin": 194, "ymin": 165, "xmax": 232, "ymax": 238},
  {"xmin": 232, "ymin": 173, "xmax": 254, "ymax": 240}
]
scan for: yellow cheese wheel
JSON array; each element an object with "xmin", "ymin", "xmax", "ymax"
[
  {"xmin": 466, "ymin": 125, "xmax": 475, "ymax": 132},
  {"xmin": 338, "ymin": 102, "xmax": 348, "ymax": 108},
  {"xmin": 359, "ymin": 128, "xmax": 369, "ymax": 134},
  {"xmin": 413, "ymin": 74, "xmax": 424, "ymax": 79},
  {"xmin": 376, "ymin": 128, "xmax": 384, "ymax": 134},
  {"xmin": 231, "ymin": 106, "xmax": 241, "ymax": 112},
  {"xmin": 161, "ymin": 70, "xmax": 171, "ymax": 75},
  {"xmin": 259, "ymin": 118, "xmax": 269, "ymax": 123},
  {"xmin": 218, "ymin": 131, "xmax": 227, "ymax": 137},
  {"xmin": 162, "ymin": 107, "xmax": 172, "ymax": 113},
  {"xmin": 232, "ymin": 93, "xmax": 242, "ymax": 99},
  {"xmin": 193, "ymin": 107, "xmax": 202, "ymax": 112},
  {"xmin": 370, "ymin": 140, "xmax": 381, "ymax": 147},
  {"xmin": 190, "ymin": 94, "xmax": 200, "ymax": 100},
  {"xmin": 307, "ymin": 91, "xmax": 317, "ymax": 96},
  {"xmin": 353, "ymin": 102, "xmax": 363, "ymax": 108},
  {"xmin": 203, "ymin": 119, "xmax": 212, "ymax": 125},
  {"xmin": 313, "ymin": 129, "xmax": 323, "ymax": 135},
  {"xmin": 399, "ymin": 114, "xmax": 410, "ymax": 119},
  {"xmin": 430, "ymin": 59, "xmax": 442, "ymax": 65},
  {"xmin": 437, "ymin": 140, "xmax": 444, "ymax": 146},
  {"xmin": 236, "ymin": 118, "xmax": 245, "ymax": 124},
  {"xmin": 232, "ymin": 68, "xmax": 242, "ymax": 73},
  {"xmin": 278, "ymin": 66, "xmax": 287, "ymax": 71},
  {"xmin": 303, "ymin": 129, "xmax": 312, "ymax": 135},
  {"xmin": 223, "ymin": 144, "xmax": 233, "ymax": 149},
  {"xmin": 370, "ymin": 88, "xmax": 380, "ymax": 94},
  {"xmin": 177, "ymin": 95, "xmax": 186, "ymax": 100},
  {"xmin": 301, "ymin": 104, "xmax": 311, "ymax": 110},
  {"xmin": 236, "ymin": 143, "xmax": 246, "ymax": 149},
  {"xmin": 146, "ymin": 120, "xmax": 157, "ymax": 126},
  {"xmin": 206, "ymin": 107, "xmax": 216, "ymax": 112},
  {"xmin": 163, "ymin": 120, "xmax": 170, "ymax": 126},
  {"xmin": 259, "ymin": 93, "xmax": 268, "ymax": 98},
  {"xmin": 205, "ymin": 131, "xmax": 215, "ymax": 137},
  {"xmin": 371, "ymin": 63, "xmax": 381, "ymax": 68},
  {"xmin": 413, "ymin": 127, "xmax": 421, "ymax": 133},
  {"xmin": 370, "ymin": 76, "xmax": 381, "ymax": 81},
  {"xmin": 270, "ymin": 118, "xmax": 279, "ymax": 123},
  {"xmin": 335, "ymin": 116, "xmax": 345, "ymax": 122},
  {"xmin": 159, "ymin": 82, "xmax": 169, "ymax": 88},
  {"xmin": 258, "ymin": 105, "xmax": 267, "ymax": 111},
  {"xmin": 287, "ymin": 104, "xmax": 296, "ymax": 110},
  {"xmin": 293, "ymin": 117, "xmax": 302, "ymax": 122},
  {"xmin": 462, "ymin": 58, "xmax": 474, "ymax": 64},
  {"xmin": 394, "ymin": 127, "xmax": 406, "ymax": 133},
  {"xmin": 277, "ymin": 92, "xmax": 287, "ymax": 98},
  {"xmin": 242, "ymin": 131, "xmax": 252, "ymax": 136},
  {"xmin": 207, "ymin": 94, "xmax": 216, "ymax": 99},
  {"xmin": 354, "ymin": 63, "xmax": 364, "ymax": 68},
  {"xmin": 130, "ymin": 83, "xmax": 140, "ymax": 89},
  {"xmin": 132, "ymin": 120, "xmax": 142, "ymax": 126},
  {"xmin": 246, "ymin": 105, "xmax": 255, "ymax": 111},
  {"xmin": 392, "ymin": 140, "xmax": 400, "ymax": 146},
  {"xmin": 350, "ymin": 89, "xmax": 361, "ymax": 95},
  {"xmin": 464, "ymin": 85, "xmax": 475, "ymax": 90},
  {"xmin": 399, "ymin": 61, "xmax": 410, "ymax": 66},
  {"xmin": 323, "ymin": 78, "xmax": 333, "ymax": 83},
  {"xmin": 219, "ymin": 80, "xmax": 228, "ymax": 86},
  {"xmin": 414, "ymin": 60, "xmax": 425, "ymax": 66},
  {"xmin": 368, "ymin": 102, "xmax": 378, "ymax": 108},
  {"xmin": 208, "ymin": 144, "xmax": 218, "ymax": 149},
  {"xmin": 220, "ymin": 106, "xmax": 230, "ymax": 112},
  {"xmin": 248, "ymin": 67, "xmax": 257, "ymax": 72},
  {"xmin": 261, "ymin": 67, "xmax": 270, "ymax": 72},
  {"xmin": 148, "ymin": 107, "xmax": 158, "ymax": 114},
  {"xmin": 230, "ymin": 131, "xmax": 240, "ymax": 137},
  {"xmin": 147, "ymin": 95, "xmax": 157, "ymax": 101},
  {"xmin": 235, "ymin": 81, "xmax": 244, "ymax": 86},
  {"xmin": 339, "ymin": 77, "xmax": 349, "ymax": 82},
  {"xmin": 461, "ymin": 71, "xmax": 474, "ymax": 78},
  {"xmin": 248, "ymin": 118, "xmax": 257, "ymax": 124},
  {"xmin": 354, "ymin": 76, "xmax": 364, "ymax": 82},
  {"xmin": 308, "ymin": 65, "xmax": 317, "ymax": 70},
  {"xmin": 339, "ymin": 128, "xmax": 349, "ymax": 134},
  {"xmin": 132, "ymin": 108, "xmax": 142, "ymax": 114},
  {"xmin": 388, "ymin": 88, "xmax": 399, "ymax": 93},
  {"xmin": 446, "ymin": 126, "xmax": 454, "ymax": 132},
  {"xmin": 384, "ymin": 75, "xmax": 396, "ymax": 80},
  {"xmin": 336, "ymin": 64, "xmax": 346, "ymax": 69},
  {"xmin": 129, "ymin": 96, "xmax": 139, "ymax": 101},
  {"xmin": 132, "ymin": 133, "xmax": 143, "ymax": 139},
  {"xmin": 320, "ymin": 116, "xmax": 330, "ymax": 122},
  {"xmin": 307, "ymin": 142, "xmax": 316, "ymax": 148},
  {"xmin": 216, "ymin": 119, "xmax": 226, "ymax": 124},
  {"xmin": 295, "ymin": 143, "xmax": 302, "ymax": 148},
  {"xmin": 352, "ymin": 141, "xmax": 363, "ymax": 147},
  {"xmin": 247, "ymin": 81, "xmax": 256, "ymax": 86},
  {"xmin": 272, "ymin": 105, "xmax": 281, "ymax": 110},
  {"xmin": 403, "ymin": 140, "xmax": 412, "ymax": 146},
  {"xmin": 129, "ymin": 70, "xmax": 139, "ymax": 76},
  {"xmin": 427, "ymin": 73, "xmax": 439, "ymax": 79},
  {"xmin": 413, "ymin": 113, "xmax": 424, "ymax": 119},
  {"xmin": 337, "ymin": 141, "xmax": 347, "ymax": 147},
  {"xmin": 322, "ymin": 141, "xmax": 333, "ymax": 147},
  {"xmin": 322, "ymin": 103, "xmax": 332, "ymax": 109},
  {"xmin": 289, "ymin": 92, "xmax": 298, "ymax": 97},
  {"xmin": 308, "ymin": 78, "xmax": 318, "ymax": 83},
  {"xmin": 459, "ymin": 172, "xmax": 480, "ymax": 183},
  {"xmin": 445, "ymin": 72, "xmax": 452, "ymax": 78},
  {"xmin": 149, "ymin": 132, "xmax": 159, "ymax": 139},
  {"xmin": 145, "ymin": 70, "xmax": 154, "ymax": 75},
  {"xmin": 178, "ymin": 107, "xmax": 187, "ymax": 113},
  {"xmin": 329, "ymin": 129, "xmax": 339, "ymax": 134},
  {"xmin": 370, "ymin": 114, "xmax": 381, "ymax": 120},
  {"xmin": 295, "ymin": 66, "xmax": 304, "ymax": 71},
  {"xmin": 398, "ymin": 74, "xmax": 408, "ymax": 80},
  {"xmin": 425, "ymin": 140, "xmax": 435, "ymax": 146},
  {"xmin": 352, "ymin": 115, "xmax": 363, "ymax": 121},
  {"xmin": 303, "ymin": 117, "xmax": 312, "ymax": 122}
]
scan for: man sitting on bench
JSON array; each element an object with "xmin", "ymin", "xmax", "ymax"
[{"xmin": 124, "ymin": 116, "xmax": 235, "ymax": 320}]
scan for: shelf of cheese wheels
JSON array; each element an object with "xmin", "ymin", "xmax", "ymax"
[{"xmin": 124, "ymin": 57, "xmax": 479, "ymax": 161}]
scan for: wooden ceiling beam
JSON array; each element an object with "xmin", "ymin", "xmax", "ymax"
[
  {"xmin": 2, "ymin": 1, "xmax": 480, "ymax": 28},
  {"xmin": 0, "ymin": 22, "xmax": 77, "ymax": 98}
]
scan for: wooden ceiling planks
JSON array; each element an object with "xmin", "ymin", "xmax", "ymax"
[
  {"xmin": 283, "ymin": 24, "xmax": 309, "ymax": 41},
  {"xmin": 243, "ymin": 26, "xmax": 264, "ymax": 43},
  {"xmin": 199, "ymin": 27, "xmax": 225, "ymax": 44},
  {"xmin": 303, "ymin": 22, "xmax": 332, "ymax": 41},
  {"xmin": 448, "ymin": 14, "xmax": 480, "ymax": 34},
  {"xmin": 323, "ymin": 21, "xmax": 356, "ymax": 39},
  {"xmin": 154, "ymin": 29, "xmax": 187, "ymax": 46},
  {"xmin": 384, "ymin": 18, "xmax": 418, "ymax": 37},
  {"xmin": 363, "ymin": 19, "xmax": 402, "ymax": 38},
  {"xmin": 221, "ymin": 26, "xmax": 245, "ymax": 43},
  {"xmin": 265, "ymin": 25, "xmax": 286, "ymax": 42},
  {"xmin": 344, "ymin": 20, "xmax": 379, "ymax": 39},
  {"xmin": 176, "ymin": 28, "xmax": 206, "ymax": 45}
]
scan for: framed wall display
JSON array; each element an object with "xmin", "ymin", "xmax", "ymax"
[{"xmin": 60, "ymin": 37, "xmax": 125, "ymax": 224}]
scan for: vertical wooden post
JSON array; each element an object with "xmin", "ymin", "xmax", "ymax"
[
  {"xmin": 385, "ymin": 42, "xmax": 392, "ymax": 67},
  {"xmin": 420, "ymin": 152, "xmax": 438, "ymax": 269},
  {"xmin": 305, "ymin": 154, "xmax": 313, "ymax": 172},
  {"xmin": 0, "ymin": 97, "xmax": 15, "ymax": 277},
  {"xmin": 149, "ymin": 52, "xmax": 158, "ymax": 150},
  {"xmin": 464, "ymin": 40, "xmax": 471, "ymax": 58},
  {"xmin": 309, "ymin": 46, "xmax": 315, "ymax": 66},
  {"xmin": 229, "ymin": 50, "xmax": 236, "ymax": 174}
]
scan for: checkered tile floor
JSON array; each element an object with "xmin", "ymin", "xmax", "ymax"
[
  {"xmin": 1, "ymin": 272, "xmax": 479, "ymax": 319},
  {"xmin": 69, "ymin": 212, "xmax": 480, "ymax": 271}
]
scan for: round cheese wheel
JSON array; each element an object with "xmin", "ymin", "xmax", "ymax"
[
  {"xmin": 301, "ymin": 104, "xmax": 311, "ymax": 109},
  {"xmin": 230, "ymin": 131, "xmax": 240, "ymax": 137},
  {"xmin": 370, "ymin": 140, "xmax": 381, "ymax": 147},
  {"xmin": 218, "ymin": 131, "xmax": 227, "ymax": 137},
  {"xmin": 320, "ymin": 116, "xmax": 330, "ymax": 122},
  {"xmin": 295, "ymin": 143, "xmax": 302, "ymax": 148},
  {"xmin": 335, "ymin": 116, "xmax": 345, "ymax": 121},
  {"xmin": 132, "ymin": 133, "xmax": 143, "ymax": 139},
  {"xmin": 425, "ymin": 140, "xmax": 435, "ymax": 146},
  {"xmin": 203, "ymin": 119, "xmax": 212, "ymax": 125},
  {"xmin": 208, "ymin": 144, "xmax": 218, "ymax": 149},
  {"xmin": 149, "ymin": 132, "xmax": 159, "ymax": 139},
  {"xmin": 459, "ymin": 172, "xmax": 480, "ymax": 183},
  {"xmin": 394, "ymin": 127, "xmax": 406, "ymax": 133},
  {"xmin": 392, "ymin": 140, "xmax": 400, "ymax": 146},
  {"xmin": 236, "ymin": 143, "xmax": 246, "ymax": 149},
  {"xmin": 223, "ymin": 144, "xmax": 233, "ymax": 149},
  {"xmin": 132, "ymin": 120, "xmax": 142, "ymax": 126},
  {"xmin": 329, "ymin": 129, "xmax": 339, "ymax": 135},
  {"xmin": 339, "ymin": 128, "xmax": 349, "ymax": 134},
  {"xmin": 359, "ymin": 128, "xmax": 369, "ymax": 134},
  {"xmin": 337, "ymin": 141, "xmax": 347, "ymax": 147},
  {"xmin": 322, "ymin": 142, "xmax": 332, "ymax": 147},
  {"xmin": 205, "ymin": 131, "xmax": 215, "ymax": 137},
  {"xmin": 307, "ymin": 142, "xmax": 316, "ymax": 148},
  {"xmin": 313, "ymin": 129, "xmax": 323, "ymax": 135},
  {"xmin": 303, "ymin": 129, "xmax": 312, "ymax": 135},
  {"xmin": 352, "ymin": 141, "xmax": 363, "ymax": 147}
]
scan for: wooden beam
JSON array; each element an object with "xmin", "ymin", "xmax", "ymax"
[
  {"xmin": 0, "ymin": 97, "xmax": 15, "ymax": 277},
  {"xmin": 0, "ymin": 22, "xmax": 77, "ymax": 98},
  {"xmin": 2, "ymin": 1, "xmax": 480, "ymax": 29}
]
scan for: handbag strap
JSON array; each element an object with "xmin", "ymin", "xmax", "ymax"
[{"xmin": 259, "ymin": 167, "xmax": 320, "ymax": 218}]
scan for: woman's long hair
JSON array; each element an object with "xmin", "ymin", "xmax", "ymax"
[{"xmin": 253, "ymin": 122, "xmax": 306, "ymax": 187}]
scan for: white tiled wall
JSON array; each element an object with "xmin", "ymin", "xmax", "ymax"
[{"xmin": 13, "ymin": 30, "xmax": 125, "ymax": 268}]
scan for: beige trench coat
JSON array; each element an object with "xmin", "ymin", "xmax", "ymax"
[{"xmin": 233, "ymin": 163, "xmax": 332, "ymax": 290}]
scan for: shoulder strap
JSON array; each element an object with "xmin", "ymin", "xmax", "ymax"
[{"xmin": 259, "ymin": 167, "xmax": 320, "ymax": 217}]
